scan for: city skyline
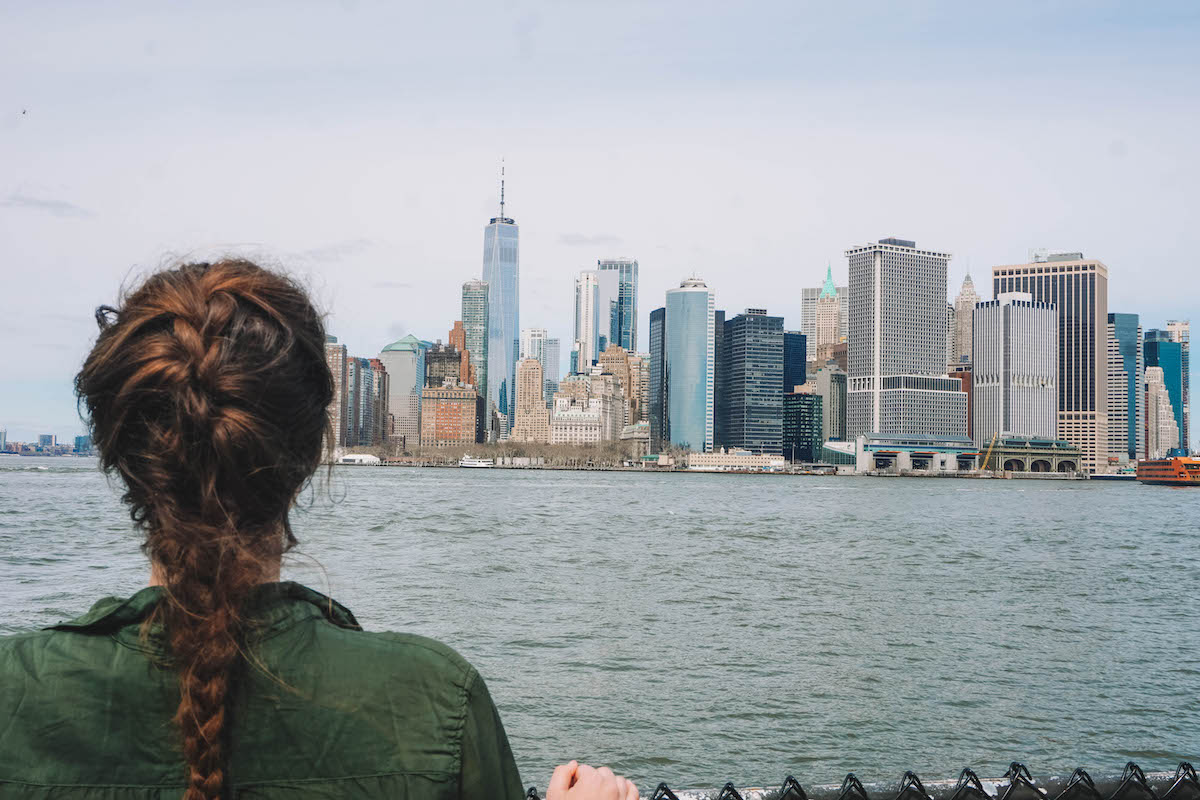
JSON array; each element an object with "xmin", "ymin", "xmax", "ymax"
[{"xmin": 3, "ymin": 2, "xmax": 1199, "ymax": 440}]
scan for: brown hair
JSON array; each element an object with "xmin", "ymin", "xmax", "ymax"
[{"xmin": 76, "ymin": 259, "xmax": 333, "ymax": 800}]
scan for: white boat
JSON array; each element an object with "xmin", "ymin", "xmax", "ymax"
[{"xmin": 458, "ymin": 455, "xmax": 494, "ymax": 468}]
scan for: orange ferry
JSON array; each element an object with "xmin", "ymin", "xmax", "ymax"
[{"xmin": 1137, "ymin": 456, "xmax": 1200, "ymax": 486}]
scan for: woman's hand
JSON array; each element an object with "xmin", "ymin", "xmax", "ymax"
[{"xmin": 547, "ymin": 760, "xmax": 639, "ymax": 800}]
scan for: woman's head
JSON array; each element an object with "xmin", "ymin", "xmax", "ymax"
[{"xmin": 76, "ymin": 259, "xmax": 332, "ymax": 799}]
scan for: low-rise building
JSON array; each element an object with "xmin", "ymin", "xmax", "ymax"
[{"xmin": 687, "ymin": 448, "xmax": 787, "ymax": 472}]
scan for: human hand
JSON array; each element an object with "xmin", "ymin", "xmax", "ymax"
[{"xmin": 547, "ymin": 760, "xmax": 639, "ymax": 800}]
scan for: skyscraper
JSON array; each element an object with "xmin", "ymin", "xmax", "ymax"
[
  {"xmin": 521, "ymin": 327, "xmax": 560, "ymax": 406},
  {"xmin": 1166, "ymin": 320, "xmax": 1190, "ymax": 451},
  {"xmin": 665, "ymin": 278, "xmax": 715, "ymax": 452},
  {"xmin": 972, "ymin": 292, "xmax": 1058, "ymax": 447},
  {"xmin": 377, "ymin": 334, "xmax": 429, "ymax": 448},
  {"xmin": 783, "ymin": 390, "xmax": 823, "ymax": 462},
  {"xmin": 510, "ymin": 358, "xmax": 549, "ymax": 443},
  {"xmin": 573, "ymin": 271, "xmax": 600, "ymax": 373},
  {"xmin": 992, "ymin": 251, "xmax": 1109, "ymax": 473},
  {"xmin": 324, "ymin": 335, "xmax": 349, "ymax": 448},
  {"xmin": 649, "ymin": 306, "xmax": 667, "ymax": 451},
  {"xmin": 719, "ymin": 308, "xmax": 784, "ymax": 454},
  {"xmin": 783, "ymin": 331, "xmax": 806, "ymax": 391},
  {"xmin": 596, "ymin": 258, "xmax": 639, "ymax": 351},
  {"xmin": 1144, "ymin": 330, "xmax": 1185, "ymax": 452},
  {"xmin": 461, "ymin": 280, "xmax": 489, "ymax": 401},
  {"xmin": 814, "ymin": 364, "xmax": 848, "ymax": 445},
  {"xmin": 801, "ymin": 265, "xmax": 847, "ymax": 349},
  {"xmin": 1107, "ymin": 313, "xmax": 1143, "ymax": 462},
  {"xmin": 1145, "ymin": 366, "xmax": 1180, "ymax": 459},
  {"xmin": 482, "ymin": 168, "xmax": 519, "ymax": 432},
  {"xmin": 951, "ymin": 274, "xmax": 981, "ymax": 366},
  {"xmin": 846, "ymin": 238, "xmax": 967, "ymax": 439}
]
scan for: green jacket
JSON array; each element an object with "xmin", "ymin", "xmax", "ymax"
[{"xmin": 0, "ymin": 582, "xmax": 525, "ymax": 799}]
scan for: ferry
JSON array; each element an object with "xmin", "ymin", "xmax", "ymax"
[
  {"xmin": 1136, "ymin": 454, "xmax": 1200, "ymax": 486},
  {"xmin": 458, "ymin": 455, "xmax": 494, "ymax": 468}
]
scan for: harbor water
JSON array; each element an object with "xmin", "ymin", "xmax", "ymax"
[{"xmin": 1, "ymin": 456, "xmax": 1197, "ymax": 790}]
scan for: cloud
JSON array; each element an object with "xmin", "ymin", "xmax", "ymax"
[
  {"xmin": 558, "ymin": 232, "xmax": 624, "ymax": 247},
  {"xmin": 0, "ymin": 194, "xmax": 93, "ymax": 218},
  {"xmin": 300, "ymin": 238, "xmax": 374, "ymax": 263}
]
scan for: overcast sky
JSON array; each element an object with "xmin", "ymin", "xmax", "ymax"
[{"xmin": 2, "ymin": 0, "xmax": 1197, "ymax": 442}]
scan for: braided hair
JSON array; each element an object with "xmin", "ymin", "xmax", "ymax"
[{"xmin": 76, "ymin": 260, "xmax": 333, "ymax": 800}]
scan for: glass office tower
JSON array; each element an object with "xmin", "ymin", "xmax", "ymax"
[
  {"xmin": 1108, "ymin": 313, "xmax": 1143, "ymax": 461},
  {"xmin": 665, "ymin": 278, "xmax": 715, "ymax": 453},
  {"xmin": 482, "ymin": 177, "xmax": 519, "ymax": 434},
  {"xmin": 1144, "ymin": 330, "xmax": 1185, "ymax": 451},
  {"xmin": 596, "ymin": 258, "xmax": 639, "ymax": 352}
]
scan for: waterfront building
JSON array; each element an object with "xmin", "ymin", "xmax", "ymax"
[
  {"xmin": 73, "ymin": 434, "xmax": 92, "ymax": 454},
  {"xmin": 649, "ymin": 307, "xmax": 667, "ymax": 451},
  {"xmin": 826, "ymin": 432, "xmax": 978, "ymax": 473},
  {"xmin": 992, "ymin": 251, "xmax": 1109, "ymax": 473},
  {"xmin": 549, "ymin": 396, "xmax": 603, "ymax": 445},
  {"xmin": 346, "ymin": 357, "xmax": 377, "ymax": 447},
  {"xmin": 573, "ymin": 270, "xmax": 601, "ymax": 373},
  {"xmin": 1166, "ymin": 320, "xmax": 1190, "ymax": 450},
  {"xmin": 1106, "ymin": 335, "xmax": 1129, "ymax": 466},
  {"xmin": 324, "ymin": 336, "xmax": 349, "ymax": 448},
  {"xmin": 461, "ymin": 280, "xmax": 489, "ymax": 402},
  {"xmin": 719, "ymin": 308, "xmax": 784, "ymax": 455},
  {"xmin": 784, "ymin": 331, "xmax": 806, "ymax": 392},
  {"xmin": 972, "ymin": 292, "xmax": 1058, "ymax": 447},
  {"xmin": 1144, "ymin": 330, "xmax": 1185, "ymax": 452},
  {"xmin": 947, "ymin": 363, "xmax": 974, "ymax": 442},
  {"xmin": 951, "ymin": 275, "xmax": 981, "ymax": 366},
  {"xmin": 783, "ymin": 390, "xmax": 823, "ymax": 462},
  {"xmin": 1145, "ymin": 366, "xmax": 1180, "ymax": 459},
  {"xmin": 813, "ymin": 364, "xmax": 848, "ymax": 446},
  {"xmin": 665, "ymin": 277, "xmax": 716, "ymax": 453},
  {"xmin": 378, "ymin": 334, "xmax": 429, "ymax": 448},
  {"xmin": 687, "ymin": 448, "xmax": 787, "ymax": 472},
  {"xmin": 420, "ymin": 382, "xmax": 478, "ymax": 448},
  {"xmin": 368, "ymin": 358, "xmax": 390, "ymax": 447},
  {"xmin": 801, "ymin": 264, "xmax": 847, "ymax": 350},
  {"xmin": 0, "ymin": 429, "xmax": 6, "ymax": 451},
  {"xmin": 482, "ymin": 171, "xmax": 519, "ymax": 432},
  {"xmin": 596, "ymin": 258, "xmax": 639, "ymax": 351},
  {"xmin": 38, "ymin": 434, "xmax": 56, "ymax": 448},
  {"xmin": 620, "ymin": 421, "xmax": 651, "ymax": 459},
  {"xmin": 846, "ymin": 237, "xmax": 967, "ymax": 439},
  {"xmin": 1107, "ymin": 313, "xmax": 1143, "ymax": 462},
  {"xmin": 713, "ymin": 309, "xmax": 726, "ymax": 449},
  {"xmin": 510, "ymin": 358, "xmax": 550, "ymax": 443},
  {"xmin": 979, "ymin": 435, "xmax": 1082, "ymax": 473}
]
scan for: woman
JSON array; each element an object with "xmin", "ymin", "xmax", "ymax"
[{"xmin": 0, "ymin": 260, "xmax": 637, "ymax": 800}]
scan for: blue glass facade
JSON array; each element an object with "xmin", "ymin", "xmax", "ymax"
[
  {"xmin": 720, "ymin": 310, "xmax": 784, "ymax": 454},
  {"xmin": 665, "ymin": 279, "xmax": 714, "ymax": 452},
  {"xmin": 1108, "ymin": 313, "xmax": 1141, "ymax": 459},
  {"xmin": 649, "ymin": 307, "xmax": 667, "ymax": 451},
  {"xmin": 597, "ymin": 258, "xmax": 639, "ymax": 352},
  {"xmin": 483, "ymin": 215, "xmax": 519, "ymax": 429},
  {"xmin": 784, "ymin": 331, "xmax": 807, "ymax": 391},
  {"xmin": 1145, "ymin": 332, "xmax": 1185, "ymax": 450}
]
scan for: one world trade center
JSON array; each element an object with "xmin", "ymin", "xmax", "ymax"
[{"xmin": 482, "ymin": 166, "xmax": 519, "ymax": 437}]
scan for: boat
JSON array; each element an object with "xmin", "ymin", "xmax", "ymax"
[
  {"xmin": 1136, "ymin": 455, "xmax": 1200, "ymax": 486},
  {"xmin": 458, "ymin": 455, "xmax": 495, "ymax": 468}
]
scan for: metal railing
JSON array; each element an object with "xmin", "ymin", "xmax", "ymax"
[{"xmin": 524, "ymin": 761, "xmax": 1197, "ymax": 800}]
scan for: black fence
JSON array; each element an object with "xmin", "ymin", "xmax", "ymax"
[{"xmin": 525, "ymin": 761, "xmax": 1197, "ymax": 800}]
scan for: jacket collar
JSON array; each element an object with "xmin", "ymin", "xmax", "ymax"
[{"xmin": 47, "ymin": 581, "xmax": 362, "ymax": 636}]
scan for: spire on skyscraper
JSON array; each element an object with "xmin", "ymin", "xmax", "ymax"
[{"xmin": 819, "ymin": 262, "xmax": 837, "ymax": 299}]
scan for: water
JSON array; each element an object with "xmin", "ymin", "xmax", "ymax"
[{"xmin": 1, "ymin": 456, "xmax": 1197, "ymax": 790}]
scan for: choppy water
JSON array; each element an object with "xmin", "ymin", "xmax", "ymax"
[{"xmin": 1, "ymin": 455, "xmax": 1197, "ymax": 790}]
